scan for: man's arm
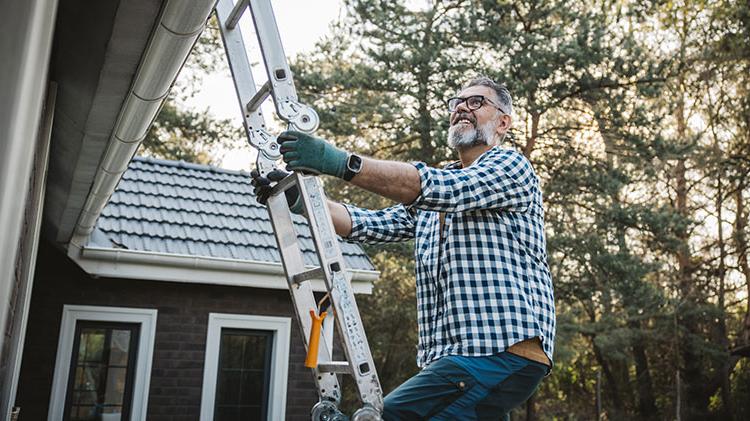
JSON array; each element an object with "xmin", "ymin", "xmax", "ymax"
[
  {"xmin": 327, "ymin": 200, "xmax": 352, "ymax": 237},
  {"xmin": 349, "ymin": 157, "xmax": 421, "ymax": 204},
  {"xmin": 347, "ymin": 151, "xmax": 536, "ymax": 214},
  {"xmin": 325, "ymin": 157, "xmax": 419, "ymax": 239},
  {"xmin": 278, "ymin": 130, "xmax": 422, "ymax": 205},
  {"xmin": 279, "ymin": 130, "xmax": 535, "ymax": 214},
  {"xmin": 250, "ymin": 161, "xmax": 415, "ymax": 239}
]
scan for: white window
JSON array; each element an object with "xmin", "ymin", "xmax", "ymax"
[
  {"xmin": 200, "ymin": 313, "xmax": 291, "ymax": 421},
  {"xmin": 48, "ymin": 305, "xmax": 157, "ymax": 421}
]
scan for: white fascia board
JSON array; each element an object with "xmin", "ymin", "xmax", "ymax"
[{"xmin": 67, "ymin": 244, "xmax": 377, "ymax": 294}]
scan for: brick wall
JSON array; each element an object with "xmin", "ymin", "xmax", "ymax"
[{"xmin": 15, "ymin": 240, "xmax": 320, "ymax": 420}]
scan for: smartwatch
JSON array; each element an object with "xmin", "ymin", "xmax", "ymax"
[{"xmin": 343, "ymin": 153, "xmax": 363, "ymax": 181}]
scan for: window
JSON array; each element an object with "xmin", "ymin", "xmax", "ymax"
[
  {"xmin": 64, "ymin": 322, "xmax": 140, "ymax": 420},
  {"xmin": 48, "ymin": 306, "xmax": 157, "ymax": 421},
  {"xmin": 214, "ymin": 329, "xmax": 273, "ymax": 420},
  {"xmin": 200, "ymin": 314, "xmax": 290, "ymax": 421}
]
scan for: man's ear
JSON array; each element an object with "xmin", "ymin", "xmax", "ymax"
[{"xmin": 495, "ymin": 114, "xmax": 512, "ymax": 138}]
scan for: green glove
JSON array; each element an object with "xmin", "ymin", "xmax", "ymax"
[{"xmin": 278, "ymin": 130, "xmax": 348, "ymax": 178}]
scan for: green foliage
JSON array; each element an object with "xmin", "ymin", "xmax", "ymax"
[
  {"xmin": 140, "ymin": 100, "xmax": 242, "ymax": 165},
  {"xmin": 730, "ymin": 359, "xmax": 750, "ymax": 418}
]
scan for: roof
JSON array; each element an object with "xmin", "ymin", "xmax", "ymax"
[{"xmin": 88, "ymin": 156, "xmax": 375, "ymax": 272}]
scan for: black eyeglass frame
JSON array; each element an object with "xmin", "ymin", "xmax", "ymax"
[{"xmin": 446, "ymin": 95, "xmax": 508, "ymax": 114}]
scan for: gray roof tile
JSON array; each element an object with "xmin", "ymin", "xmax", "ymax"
[{"xmin": 91, "ymin": 156, "xmax": 375, "ymax": 271}]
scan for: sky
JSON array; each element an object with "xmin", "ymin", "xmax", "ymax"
[{"xmin": 186, "ymin": 0, "xmax": 344, "ymax": 170}]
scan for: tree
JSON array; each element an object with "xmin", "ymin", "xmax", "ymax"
[
  {"xmin": 294, "ymin": 0, "xmax": 476, "ymax": 166},
  {"xmin": 141, "ymin": 101, "xmax": 243, "ymax": 164}
]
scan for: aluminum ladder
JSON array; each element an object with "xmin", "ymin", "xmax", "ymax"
[{"xmin": 214, "ymin": 1, "xmax": 384, "ymax": 419}]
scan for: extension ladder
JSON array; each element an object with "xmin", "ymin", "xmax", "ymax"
[{"xmin": 214, "ymin": 1, "xmax": 384, "ymax": 419}]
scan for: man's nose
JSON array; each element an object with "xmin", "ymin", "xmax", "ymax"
[{"xmin": 455, "ymin": 100, "xmax": 472, "ymax": 113}]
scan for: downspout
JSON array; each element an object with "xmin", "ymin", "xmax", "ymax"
[{"xmin": 70, "ymin": 0, "xmax": 217, "ymax": 248}]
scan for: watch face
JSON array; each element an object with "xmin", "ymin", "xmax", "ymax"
[{"xmin": 348, "ymin": 154, "xmax": 363, "ymax": 172}]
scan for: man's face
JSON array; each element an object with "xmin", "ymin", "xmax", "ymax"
[{"xmin": 448, "ymin": 85, "xmax": 511, "ymax": 149}]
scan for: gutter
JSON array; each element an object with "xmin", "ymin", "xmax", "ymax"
[
  {"xmin": 71, "ymin": 0, "xmax": 217, "ymax": 246},
  {"xmin": 68, "ymin": 244, "xmax": 378, "ymax": 294}
]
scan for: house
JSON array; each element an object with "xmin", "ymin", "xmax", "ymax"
[
  {"xmin": 17, "ymin": 157, "xmax": 377, "ymax": 420},
  {"xmin": 0, "ymin": 1, "xmax": 378, "ymax": 420}
]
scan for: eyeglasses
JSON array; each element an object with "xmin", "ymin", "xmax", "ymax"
[{"xmin": 446, "ymin": 95, "xmax": 507, "ymax": 114}]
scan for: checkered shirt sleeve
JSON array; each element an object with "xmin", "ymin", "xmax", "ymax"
[{"xmin": 343, "ymin": 204, "xmax": 416, "ymax": 244}]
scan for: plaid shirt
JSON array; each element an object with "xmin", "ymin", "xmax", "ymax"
[{"xmin": 344, "ymin": 146, "xmax": 555, "ymax": 368}]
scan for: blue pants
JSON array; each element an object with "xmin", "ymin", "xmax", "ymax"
[{"xmin": 383, "ymin": 352, "xmax": 547, "ymax": 420}]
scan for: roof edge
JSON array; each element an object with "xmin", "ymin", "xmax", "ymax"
[
  {"xmin": 67, "ymin": 243, "xmax": 377, "ymax": 294},
  {"xmin": 132, "ymin": 155, "xmax": 252, "ymax": 177}
]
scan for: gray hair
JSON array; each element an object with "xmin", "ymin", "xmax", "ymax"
[{"xmin": 462, "ymin": 76, "xmax": 513, "ymax": 116}]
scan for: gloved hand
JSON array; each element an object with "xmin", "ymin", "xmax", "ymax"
[
  {"xmin": 250, "ymin": 168, "xmax": 304, "ymax": 214},
  {"xmin": 278, "ymin": 130, "xmax": 348, "ymax": 178}
]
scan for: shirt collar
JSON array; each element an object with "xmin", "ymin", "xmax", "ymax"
[{"xmin": 443, "ymin": 146, "xmax": 499, "ymax": 170}]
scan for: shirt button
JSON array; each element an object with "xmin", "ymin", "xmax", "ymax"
[{"xmin": 457, "ymin": 381, "xmax": 466, "ymax": 390}]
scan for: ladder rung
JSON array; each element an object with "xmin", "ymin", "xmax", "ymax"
[
  {"xmin": 226, "ymin": 0, "xmax": 250, "ymax": 29},
  {"xmin": 318, "ymin": 361, "xmax": 352, "ymax": 374},
  {"xmin": 292, "ymin": 267, "xmax": 324, "ymax": 284},
  {"xmin": 270, "ymin": 172, "xmax": 298, "ymax": 196},
  {"xmin": 246, "ymin": 80, "xmax": 271, "ymax": 112}
]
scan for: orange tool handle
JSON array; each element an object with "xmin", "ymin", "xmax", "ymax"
[{"xmin": 304, "ymin": 309, "xmax": 327, "ymax": 368}]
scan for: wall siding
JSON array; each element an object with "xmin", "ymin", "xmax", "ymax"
[{"xmin": 15, "ymin": 240, "xmax": 319, "ymax": 420}]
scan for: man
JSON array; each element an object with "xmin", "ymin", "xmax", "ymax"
[{"xmin": 252, "ymin": 76, "xmax": 555, "ymax": 420}]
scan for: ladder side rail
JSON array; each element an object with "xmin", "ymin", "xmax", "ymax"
[
  {"xmin": 247, "ymin": 0, "xmax": 296, "ymax": 112},
  {"xmin": 296, "ymin": 175, "xmax": 384, "ymax": 412},
  {"xmin": 226, "ymin": 0, "xmax": 250, "ymax": 29},
  {"xmin": 215, "ymin": 0, "xmax": 279, "ymax": 175},
  {"xmin": 247, "ymin": 0, "xmax": 319, "ymax": 132},
  {"xmin": 215, "ymin": 0, "xmax": 267, "ymax": 140},
  {"xmin": 266, "ymin": 191, "xmax": 342, "ymax": 405}
]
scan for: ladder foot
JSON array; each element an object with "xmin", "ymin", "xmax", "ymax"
[
  {"xmin": 311, "ymin": 400, "xmax": 347, "ymax": 421},
  {"xmin": 352, "ymin": 405, "xmax": 382, "ymax": 421}
]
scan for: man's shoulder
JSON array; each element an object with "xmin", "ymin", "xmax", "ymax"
[
  {"xmin": 489, "ymin": 146, "xmax": 528, "ymax": 161},
  {"xmin": 482, "ymin": 147, "xmax": 535, "ymax": 174}
]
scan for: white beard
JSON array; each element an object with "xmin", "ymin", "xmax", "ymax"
[{"xmin": 448, "ymin": 120, "xmax": 497, "ymax": 149}]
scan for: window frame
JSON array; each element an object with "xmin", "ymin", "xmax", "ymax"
[
  {"xmin": 48, "ymin": 305, "xmax": 158, "ymax": 421},
  {"xmin": 214, "ymin": 328, "xmax": 274, "ymax": 419},
  {"xmin": 200, "ymin": 313, "xmax": 291, "ymax": 421},
  {"xmin": 63, "ymin": 320, "xmax": 141, "ymax": 420}
]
